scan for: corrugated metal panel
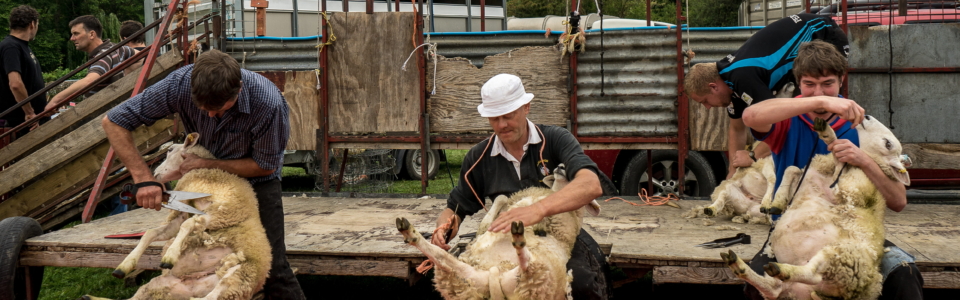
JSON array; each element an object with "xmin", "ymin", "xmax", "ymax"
[
  {"xmin": 225, "ymin": 39, "xmax": 322, "ymax": 71},
  {"xmin": 578, "ymin": 29, "xmax": 678, "ymax": 137},
  {"xmin": 847, "ymin": 23, "xmax": 960, "ymax": 143},
  {"xmin": 428, "ymin": 33, "xmax": 557, "ymax": 67},
  {"xmin": 577, "ymin": 28, "xmax": 756, "ymax": 137}
]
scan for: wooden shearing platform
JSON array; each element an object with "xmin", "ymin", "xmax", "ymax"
[{"xmin": 18, "ymin": 198, "xmax": 960, "ymax": 288}]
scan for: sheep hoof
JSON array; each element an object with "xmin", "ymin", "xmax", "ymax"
[
  {"xmin": 704, "ymin": 207, "xmax": 715, "ymax": 216},
  {"xmin": 764, "ymin": 262, "xmax": 788, "ymax": 280},
  {"xmin": 813, "ymin": 117, "xmax": 827, "ymax": 132},
  {"xmin": 759, "ymin": 207, "xmax": 767, "ymax": 214},
  {"xmin": 511, "ymin": 221, "xmax": 526, "ymax": 249},
  {"xmin": 396, "ymin": 217, "xmax": 411, "ymax": 232},
  {"xmin": 160, "ymin": 262, "xmax": 173, "ymax": 269},
  {"xmin": 112, "ymin": 269, "xmax": 126, "ymax": 279},
  {"xmin": 767, "ymin": 207, "xmax": 783, "ymax": 215}
]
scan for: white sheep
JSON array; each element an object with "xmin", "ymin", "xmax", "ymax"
[
  {"xmin": 703, "ymin": 154, "xmax": 775, "ymax": 225},
  {"xmin": 396, "ymin": 164, "xmax": 600, "ymax": 300},
  {"xmin": 84, "ymin": 133, "xmax": 272, "ymax": 300},
  {"xmin": 720, "ymin": 116, "xmax": 911, "ymax": 300}
]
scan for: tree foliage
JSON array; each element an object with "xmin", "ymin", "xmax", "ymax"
[
  {"xmin": 508, "ymin": 0, "xmax": 745, "ymax": 27},
  {"xmin": 0, "ymin": 0, "xmax": 144, "ymax": 73}
]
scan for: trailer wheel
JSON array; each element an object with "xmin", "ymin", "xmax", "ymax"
[
  {"xmin": 404, "ymin": 149, "xmax": 440, "ymax": 180},
  {"xmin": 0, "ymin": 217, "xmax": 44, "ymax": 300},
  {"xmin": 620, "ymin": 150, "xmax": 716, "ymax": 198}
]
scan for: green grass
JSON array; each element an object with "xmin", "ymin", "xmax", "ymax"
[{"xmin": 280, "ymin": 149, "xmax": 467, "ymax": 195}]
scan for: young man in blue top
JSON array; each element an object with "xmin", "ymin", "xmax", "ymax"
[
  {"xmin": 685, "ymin": 13, "xmax": 849, "ymax": 180},
  {"xmin": 741, "ymin": 40, "xmax": 923, "ymax": 300}
]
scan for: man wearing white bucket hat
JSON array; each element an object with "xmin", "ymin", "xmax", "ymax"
[{"xmin": 432, "ymin": 74, "xmax": 610, "ymax": 299}]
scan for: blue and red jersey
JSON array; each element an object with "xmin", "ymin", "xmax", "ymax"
[{"xmin": 753, "ymin": 114, "xmax": 859, "ymax": 192}]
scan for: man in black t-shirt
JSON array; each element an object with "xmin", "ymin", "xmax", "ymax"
[
  {"xmin": 46, "ymin": 15, "xmax": 135, "ymax": 112},
  {"xmin": 684, "ymin": 13, "xmax": 849, "ymax": 179},
  {"xmin": 0, "ymin": 5, "xmax": 47, "ymax": 136}
]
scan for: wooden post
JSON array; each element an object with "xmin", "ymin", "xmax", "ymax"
[{"xmin": 251, "ymin": 0, "xmax": 269, "ymax": 36}]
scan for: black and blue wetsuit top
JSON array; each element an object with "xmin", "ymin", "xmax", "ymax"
[{"xmin": 718, "ymin": 13, "xmax": 849, "ymax": 119}]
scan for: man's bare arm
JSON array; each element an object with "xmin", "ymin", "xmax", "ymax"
[
  {"xmin": 743, "ymin": 96, "xmax": 864, "ymax": 132},
  {"xmin": 727, "ymin": 118, "xmax": 748, "ymax": 179},
  {"xmin": 488, "ymin": 169, "xmax": 602, "ymax": 233},
  {"xmin": 102, "ymin": 115, "xmax": 165, "ymax": 210},
  {"xmin": 7, "ymin": 72, "xmax": 35, "ymax": 116},
  {"xmin": 179, "ymin": 153, "xmax": 275, "ymax": 178},
  {"xmin": 46, "ymin": 72, "xmax": 102, "ymax": 111}
]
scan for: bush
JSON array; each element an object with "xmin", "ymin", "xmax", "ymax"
[{"xmin": 43, "ymin": 67, "xmax": 88, "ymax": 83}]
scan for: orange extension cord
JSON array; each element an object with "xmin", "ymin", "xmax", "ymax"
[
  {"xmin": 416, "ymin": 215, "xmax": 455, "ymax": 274},
  {"xmin": 604, "ymin": 188, "xmax": 681, "ymax": 207}
]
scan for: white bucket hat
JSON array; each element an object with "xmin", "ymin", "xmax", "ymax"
[{"xmin": 477, "ymin": 74, "xmax": 535, "ymax": 117}]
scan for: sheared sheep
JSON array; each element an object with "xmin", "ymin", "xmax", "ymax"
[
  {"xmin": 720, "ymin": 116, "xmax": 911, "ymax": 300},
  {"xmin": 396, "ymin": 164, "xmax": 600, "ymax": 300},
  {"xmin": 704, "ymin": 153, "xmax": 775, "ymax": 225},
  {"xmin": 85, "ymin": 133, "xmax": 271, "ymax": 300}
]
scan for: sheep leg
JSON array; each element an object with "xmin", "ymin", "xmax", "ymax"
[
  {"xmin": 191, "ymin": 264, "xmax": 244, "ymax": 300},
  {"xmin": 763, "ymin": 250, "xmax": 827, "ymax": 285},
  {"xmin": 766, "ymin": 166, "xmax": 803, "ymax": 215},
  {"xmin": 812, "ymin": 117, "xmax": 837, "ymax": 145},
  {"xmin": 760, "ymin": 158, "xmax": 777, "ymax": 211},
  {"xmin": 161, "ymin": 215, "xmax": 210, "ymax": 269},
  {"xmin": 511, "ymin": 221, "xmax": 531, "ymax": 271},
  {"xmin": 396, "ymin": 217, "xmax": 483, "ymax": 278},
  {"xmin": 478, "ymin": 195, "xmax": 511, "ymax": 234},
  {"xmin": 720, "ymin": 250, "xmax": 783, "ymax": 300},
  {"xmin": 704, "ymin": 182, "xmax": 731, "ymax": 217},
  {"xmin": 114, "ymin": 212, "xmax": 189, "ymax": 278}
]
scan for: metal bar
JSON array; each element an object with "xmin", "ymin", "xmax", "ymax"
[
  {"xmin": 417, "ymin": 0, "xmax": 428, "ymax": 195},
  {"xmin": 466, "ymin": 0, "xmax": 472, "ymax": 32},
  {"xmin": 841, "ymin": 0, "xmax": 848, "ymax": 33},
  {"xmin": 327, "ymin": 135, "xmax": 678, "ymax": 144},
  {"xmin": 480, "ymin": 0, "xmax": 485, "ymax": 32},
  {"xmin": 366, "ymin": 0, "xmax": 373, "ymax": 13},
  {"xmin": 336, "ymin": 149, "xmax": 348, "ymax": 192},
  {"xmin": 343, "ymin": 0, "xmax": 349, "ymax": 12},
  {"xmin": 849, "ymin": 67, "xmax": 960, "ymax": 73},
  {"xmin": 675, "ymin": 0, "xmax": 687, "ymax": 197},
  {"xmin": 396, "ymin": 0, "xmax": 400, "ymax": 12},
  {"xmin": 806, "ymin": 0, "xmax": 811, "ymax": 13},
  {"xmin": 82, "ymin": 0, "xmax": 183, "ymax": 223},
  {"xmin": 646, "ymin": 0, "xmax": 652, "ymax": 26},
  {"xmin": 321, "ymin": 0, "xmax": 331, "ymax": 193},
  {"xmin": 646, "ymin": 150, "xmax": 653, "ymax": 194},
  {"xmin": 0, "ymin": 17, "xmax": 164, "ymax": 121},
  {"xmin": 577, "ymin": 137, "xmax": 678, "ymax": 143},
  {"xmin": 569, "ymin": 0, "xmax": 579, "ymax": 138}
]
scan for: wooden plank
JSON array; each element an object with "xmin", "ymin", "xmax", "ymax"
[
  {"xmin": 0, "ymin": 49, "xmax": 183, "ymax": 167},
  {"xmin": 653, "ymin": 266, "xmax": 743, "ymax": 285},
  {"xmin": 0, "ymin": 119, "xmax": 175, "ymax": 219},
  {"xmin": 288, "ymin": 258, "xmax": 410, "ymax": 278},
  {"xmin": 653, "ymin": 266, "xmax": 960, "ymax": 289},
  {"xmin": 884, "ymin": 204, "xmax": 960, "ymax": 266},
  {"xmin": 902, "ymin": 143, "xmax": 960, "ymax": 170},
  {"xmin": 284, "ymin": 71, "xmax": 319, "ymax": 150},
  {"xmin": 19, "ymin": 251, "xmax": 160, "ymax": 270},
  {"xmin": 688, "ymin": 97, "xmax": 730, "ymax": 151},
  {"xmin": 327, "ymin": 12, "xmax": 420, "ymax": 134},
  {"xmin": 427, "ymin": 47, "xmax": 570, "ymax": 133},
  {"xmin": 921, "ymin": 271, "xmax": 960, "ymax": 289}
]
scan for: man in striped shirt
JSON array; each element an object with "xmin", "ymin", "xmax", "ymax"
[
  {"xmin": 103, "ymin": 50, "xmax": 305, "ymax": 299},
  {"xmin": 46, "ymin": 15, "xmax": 135, "ymax": 111}
]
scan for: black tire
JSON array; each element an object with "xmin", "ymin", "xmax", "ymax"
[
  {"xmin": 620, "ymin": 150, "xmax": 716, "ymax": 197},
  {"xmin": 0, "ymin": 217, "xmax": 44, "ymax": 300},
  {"xmin": 404, "ymin": 149, "xmax": 440, "ymax": 180}
]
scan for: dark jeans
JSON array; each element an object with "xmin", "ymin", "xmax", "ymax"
[
  {"xmin": 568, "ymin": 229, "xmax": 611, "ymax": 300},
  {"xmin": 744, "ymin": 240, "xmax": 924, "ymax": 300},
  {"xmin": 254, "ymin": 179, "xmax": 306, "ymax": 300}
]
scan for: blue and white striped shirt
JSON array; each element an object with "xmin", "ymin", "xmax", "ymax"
[{"xmin": 107, "ymin": 64, "xmax": 290, "ymax": 183}]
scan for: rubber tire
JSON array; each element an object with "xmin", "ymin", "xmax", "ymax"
[
  {"xmin": 620, "ymin": 150, "xmax": 716, "ymax": 197},
  {"xmin": 404, "ymin": 149, "xmax": 440, "ymax": 180},
  {"xmin": 0, "ymin": 217, "xmax": 44, "ymax": 300}
]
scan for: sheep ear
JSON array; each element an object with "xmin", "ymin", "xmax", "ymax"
[
  {"xmin": 543, "ymin": 174, "xmax": 556, "ymax": 188},
  {"xmin": 894, "ymin": 169, "xmax": 911, "ymax": 186},
  {"xmin": 582, "ymin": 200, "xmax": 601, "ymax": 216},
  {"xmin": 183, "ymin": 132, "xmax": 200, "ymax": 149}
]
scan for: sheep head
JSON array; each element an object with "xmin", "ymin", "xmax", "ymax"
[
  {"xmin": 154, "ymin": 132, "xmax": 215, "ymax": 183},
  {"xmin": 543, "ymin": 163, "xmax": 601, "ymax": 216},
  {"xmin": 856, "ymin": 116, "xmax": 911, "ymax": 186}
]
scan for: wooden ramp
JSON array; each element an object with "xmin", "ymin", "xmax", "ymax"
[{"xmin": 19, "ymin": 198, "xmax": 960, "ymax": 288}]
